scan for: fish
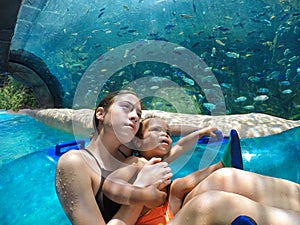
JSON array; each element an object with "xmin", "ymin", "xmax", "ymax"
[
  {"xmin": 216, "ymin": 39, "xmax": 225, "ymax": 46},
  {"xmin": 267, "ymin": 71, "xmax": 281, "ymax": 80},
  {"xmin": 165, "ymin": 24, "xmax": 176, "ymax": 30},
  {"xmin": 234, "ymin": 96, "xmax": 247, "ymax": 103},
  {"xmin": 143, "ymin": 70, "xmax": 152, "ymax": 75},
  {"xmin": 253, "ymin": 95, "xmax": 269, "ymax": 102},
  {"xmin": 279, "ymin": 81, "xmax": 290, "ymax": 86},
  {"xmin": 122, "ymin": 4, "xmax": 129, "ymax": 10},
  {"xmin": 220, "ymin": 83, "xmax": 232, "ymax": 89},
  {"xmin": 233, "ymin": 22, "xmax": 245, "ymax": 28},
  {"xmin": 257, "ymin": 88, "xmax": 269, "ymax": 94},
  {"xmin": 289, "ymin": 56, "xmax": 299, "ymax": 62},
  {"xmin": 98, "ymin": 12, "xmax": 104, "ymax": 18},
  {"xmin": 203, "ymin": 103, "xmax": 216, "ymax": 111},
  {"xmin": 283, "ymin": 48, "xmax": 291, "ymax": 56},
  {"xmin": 263, "ymin": 19, "xmax": 271, "ymax": 26},
  {"xmin": 179, "ymin": 14, "xmax": 193, "ymax": 19},
  {"xmin": 213, "ymin": 25, "xmax": 230, "ymax": 32},
  {"xmin": 224, "ymin": 16, "xmax": 232, "ymax": 20},
  {"xmin": 262, "ymin": 41, "xmax": 273, "ymax": 46},
  {"xmin": 192, "ymin": 0, "xmax": 196, "ymax": 12},
  {"xmin": 120, "ymin": 26, "xmax": 129, "ymax": 30},
  {"xmin": 282, "ymin": 89, "xmax": 293, "ymax": 94},
  {"xmin": 191, "ymin": 42, "xmax": 200, "ymax": 48},
  {"xmin": 276, "ymin": 26, "xmax": 286, "ymax": 36},
  {"xmin": 225, "ymin": 51, "xmax": 240, "ymax": 59},
  {"xmin": 182, "ymin": 77, "xmax": 194, "ymax": 85},
  {"xmin": 104, "ymin": 29, "xmax": 111, "ymax": 34},
  {"xmin": 243, "ymin": 105, "xmax": 255, "ymax": 110}
]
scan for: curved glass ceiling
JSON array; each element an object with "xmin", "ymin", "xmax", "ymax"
[{"xmin": 9, "ymin": 0, "xmax": 300, "ymax": 119}]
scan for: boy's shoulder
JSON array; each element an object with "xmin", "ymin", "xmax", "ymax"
[{"xmin": 124, "ymin": 156, "xmax": 148, "ymax": 166}]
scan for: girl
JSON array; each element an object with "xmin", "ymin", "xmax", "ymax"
[{"xmin": 56, "ymin": 90, "xmax": 172, "ymax": 225}]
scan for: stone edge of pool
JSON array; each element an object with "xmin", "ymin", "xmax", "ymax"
[{"xmin": 17, "ymin": 108, "xmax": 300, "ymax": 138}]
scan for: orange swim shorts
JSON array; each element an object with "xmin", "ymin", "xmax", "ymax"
[{"xmin": 136, "ymin": 201, "xmax": 174, "ymax": 225}]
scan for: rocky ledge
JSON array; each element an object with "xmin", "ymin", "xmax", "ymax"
[{"xmin": 20, "ymin": 108, "xmax": 300, "ymax": 138}]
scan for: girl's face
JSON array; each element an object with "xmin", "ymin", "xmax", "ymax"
[
  {"xmin": 139, "ymin": 118, "xmax": 173, "ymax": 160},
  {"xmin": 102, "ymin": 93, "xmax": 142, "ymax": 144}
]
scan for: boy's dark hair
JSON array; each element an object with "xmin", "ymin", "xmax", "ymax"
[{"xmin": 136, "ymin": 115, "xmax": 169, "ymax": 138}]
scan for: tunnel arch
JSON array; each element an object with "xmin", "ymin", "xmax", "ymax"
[{"xmin": 8, "ymin": 50, "xmax": 63, "ymax": 108}]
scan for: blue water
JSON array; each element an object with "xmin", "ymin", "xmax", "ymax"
[
  {"xmin": 171, "ymin": 127, "xmax": 300, "ymax": 183},
  {"xmin": 0, "ymin": 112, "xmax": 299, "ymax": 225},
  {"xmin": 0, "ymin": 110, "xmax": 75, "ymax": 165}
]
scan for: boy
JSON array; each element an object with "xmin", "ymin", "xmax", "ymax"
[{"xmin": 108, "ymin": 116, "xmax": 243, "ymax": 225}]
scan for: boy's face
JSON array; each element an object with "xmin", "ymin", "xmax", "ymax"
[{"xmin": 138, "ymin": 118, "xmax": 173, "ymax": 160}]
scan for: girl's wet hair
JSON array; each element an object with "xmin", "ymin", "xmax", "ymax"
[{"xmin": 93, "ymin": 90, "xmax": 140, "ymax": 131}]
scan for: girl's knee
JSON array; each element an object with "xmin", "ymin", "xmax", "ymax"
[
  {"xmin": 180, "ymin": 191, "xmax": 231, "ymax": 223},
  {"xmin": 206, "ymin": 167, "xmax": 239, "ymax": 186},
  {"xmin": 184, "ymin": 168, "xmax": 240, "ymax": 205}
]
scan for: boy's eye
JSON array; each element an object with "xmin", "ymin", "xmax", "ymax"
[{"xmin": 151, "ymin": 127, "xmax": 163, "ymax": 132}]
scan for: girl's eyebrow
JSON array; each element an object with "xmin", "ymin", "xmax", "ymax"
[{"xmin": 120, "ymin": 101, "xmax": 142, "ymax": 113}]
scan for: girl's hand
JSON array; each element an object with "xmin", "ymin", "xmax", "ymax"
[
  {"xmin": 142, "ymin": 185, "xmax": 168, "ymax": 209},
  {"xmin": 134, "ymin": 157, "xmax": 172, "ymax": 188}
]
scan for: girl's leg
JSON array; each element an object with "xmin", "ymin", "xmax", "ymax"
[
  {"xmin": 169, "ymin": 191, "xmax": 300, "ymax": 225},
  {"xmin": 184, "ymin": 168, "xmax": 300, "ymax": 212}
]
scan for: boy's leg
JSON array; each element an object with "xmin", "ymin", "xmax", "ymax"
[
  {"xmin": 169, "ymin": 161, "xmax": 223, "ymax": 214},
  {"xmin": 169, "ymin": 129, "xmax": 244, "ymax": 215}
]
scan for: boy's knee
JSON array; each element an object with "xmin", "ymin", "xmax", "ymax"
[{"xmin": 170, "ymin": 178, "xmax": 186, "ymax": 198}]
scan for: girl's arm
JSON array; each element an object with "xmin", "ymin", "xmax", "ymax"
[
  {"xmin": 164, "ymin": 127, "xmax": 217, "ymax": 163},
  {"xmin": 56, "ymin": 151, "xmax": 144, "ymax": 225},
  {"xmin": 103, "ymin": 157, "xmax": 172, "ymax": 209}
]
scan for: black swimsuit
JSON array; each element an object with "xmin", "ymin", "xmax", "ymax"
[{"xmin": 83, "ymin": 149, "xmax": 121, "ymax": 223}]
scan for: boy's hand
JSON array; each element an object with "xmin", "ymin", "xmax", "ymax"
[{"xmin": 199, "ymin": 127, "xmax": 218, "ymax": 138}]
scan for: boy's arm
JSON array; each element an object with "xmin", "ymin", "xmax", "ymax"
[
  {"xmin": 169, "ymin": 124, "xmax": 201, "ymax": 136},
  {"xmin": 164, "ymin": 127, "xmax": 217, "ymax": 163}
]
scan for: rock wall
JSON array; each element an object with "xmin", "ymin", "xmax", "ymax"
[{"xmin": 20, "ymin": 109, "xmax": 300, "ymax": 138}]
